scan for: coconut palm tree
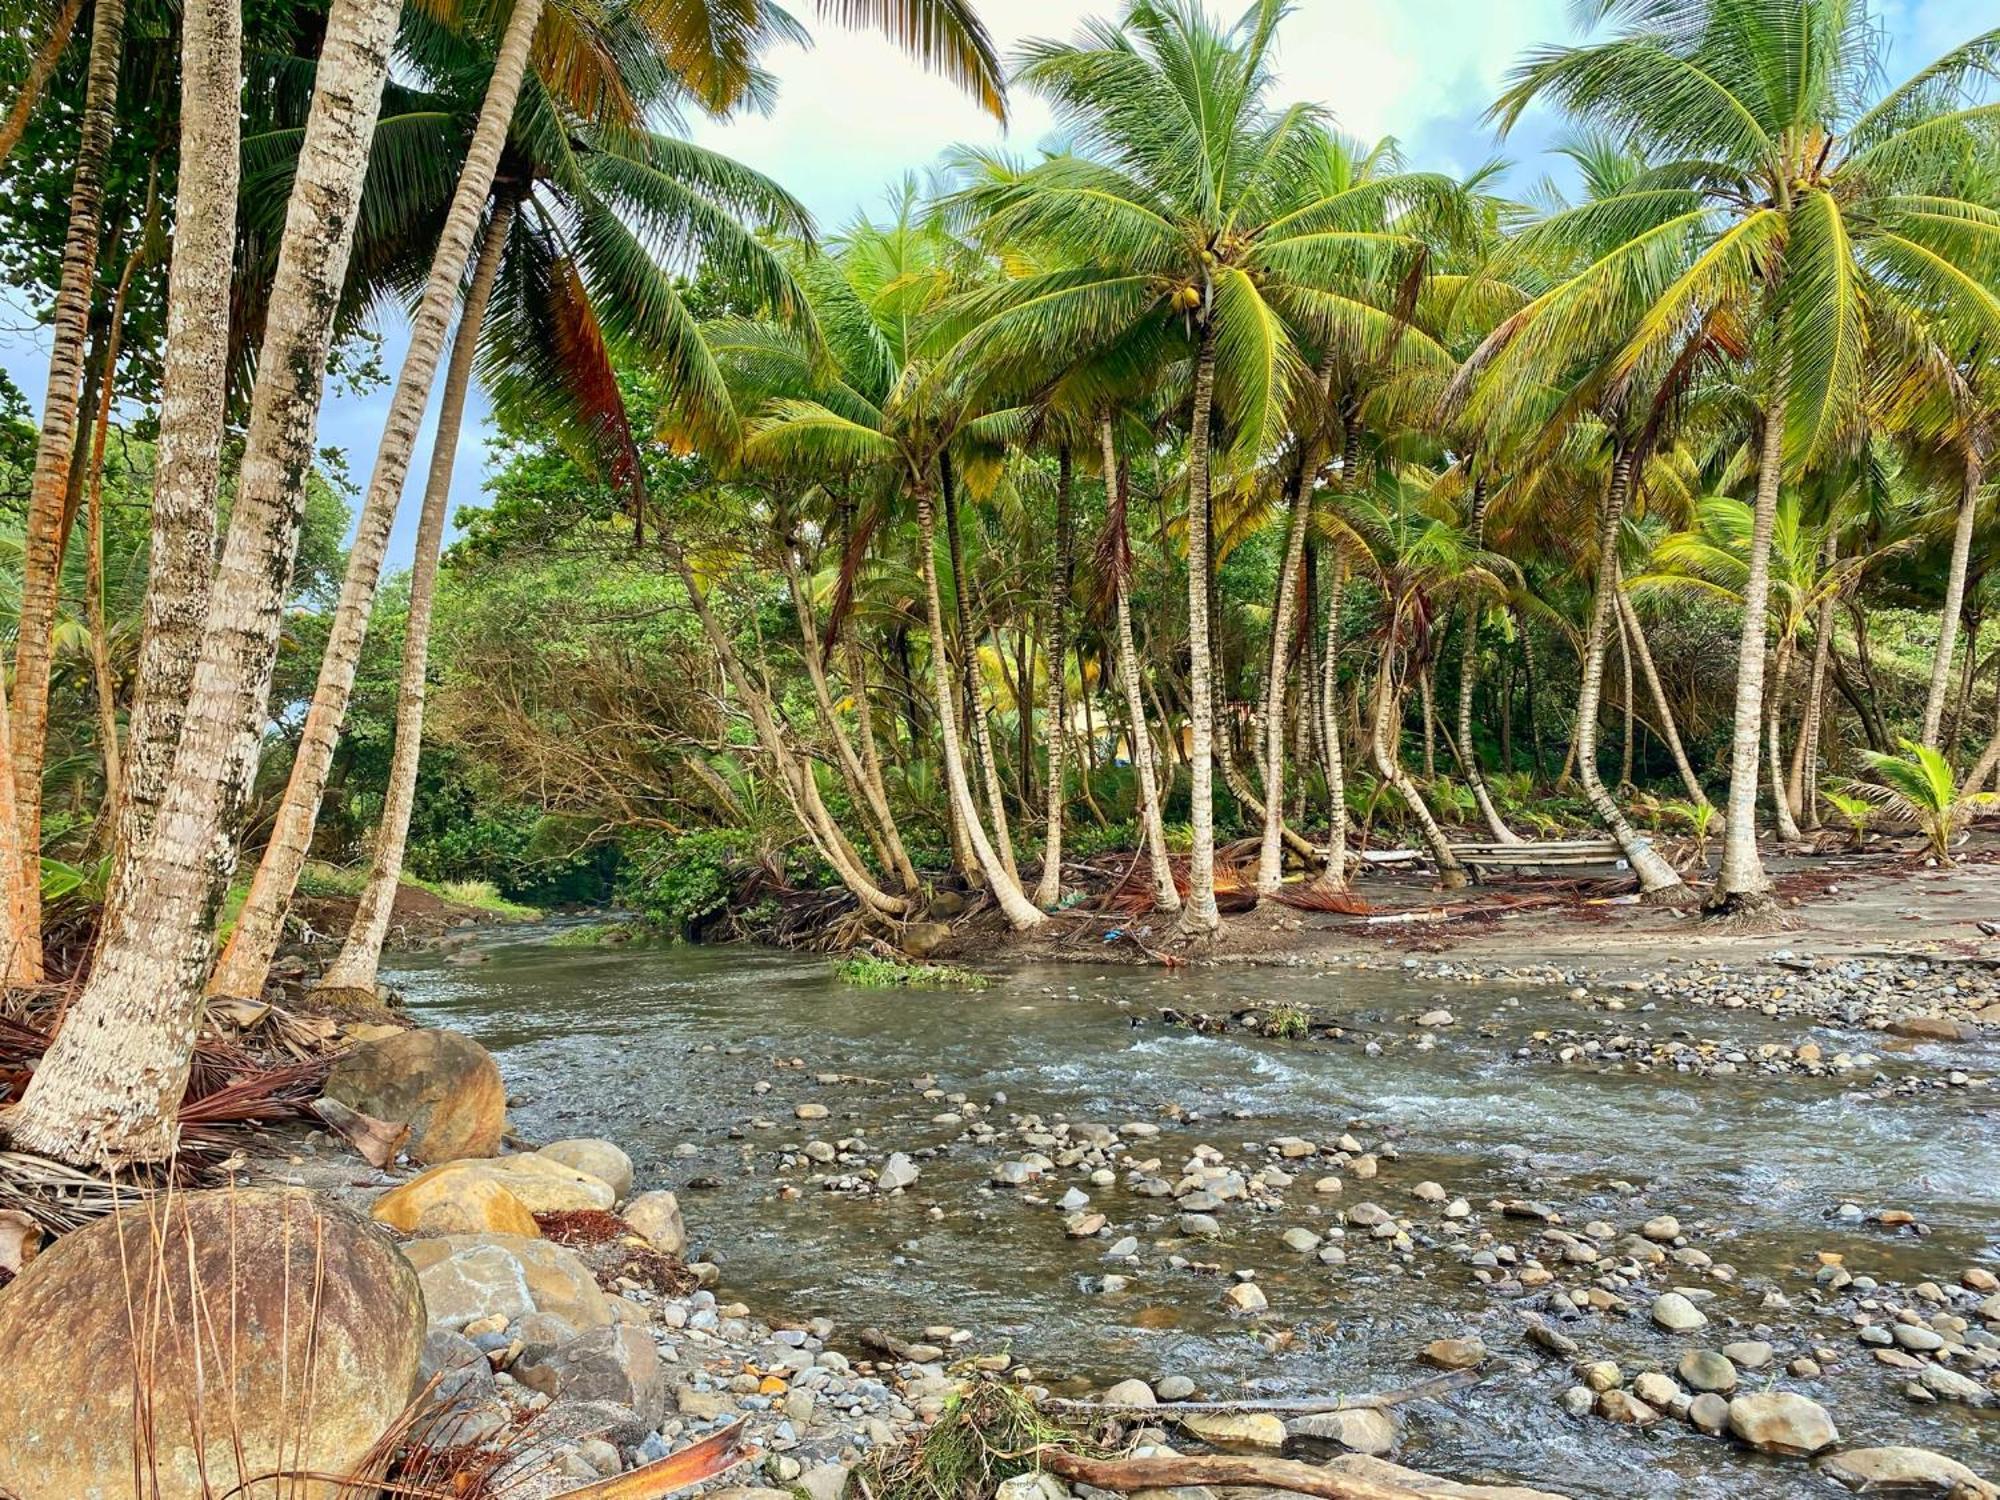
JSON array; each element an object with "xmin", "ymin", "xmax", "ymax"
[
  {"xmin": 1489, "ymin": 0, "xmax": 2000, "ymax": 914},
  {"xmin": 945, "ymin": 1, "xmax": 1442, "ymax": 933}
]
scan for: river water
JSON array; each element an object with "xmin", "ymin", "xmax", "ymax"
[{"xmin": 389, "ymin": 930, "xmax": 2000, "ymax": 1499}]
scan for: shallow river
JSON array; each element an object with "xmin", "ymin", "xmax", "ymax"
[{"xmin": 389, "ymin": 931, "xmax": 2000, "ymax": 1499}]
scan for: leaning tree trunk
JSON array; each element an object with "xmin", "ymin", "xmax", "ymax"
[
  {"xmin": 6, "ymin": 0, "xmax": 126, "ymax": 981},
  {"xmin": 319, "ymin": 199, "xmax": 516, "ymax": 997},
  {"xmin": 209, "ymin": 0, "xmax": 547, "ymax": 1002},
  {"xmin": 1369, "ymin": 643, "xmax": 1467, "ymax": 889},
  {"xmin": 943, "ymin": 460, "xmax": 1015, "ymax": 885},
  {"xmin": 1034, "ymin": 446, "xmax": 1074, "ymax": 908},
  {"xmin": 1178, "ymin": 318, "xmax": 1222, "ymax": 936},
  {"xmin": 1102, "ymin": 419, "xmax": 1178, "ymax": 913},
  {"xmin": 1765, "ymin": 641, "xmax": 1803, "ymax": 844},
  {"xmin": 1255, "ymin": 471, "xmax": 1313, "ymax": 894},
  {"xmin": 1707, "ymin": 354, "xmax": 1789, "ymax": 915},
  {"xmin": 914, "ymin": 486, "xmax": 1043, "ymax": 930},
  {"xmin": 4, "ymin": 0, "xmax": 396, "ymax": 1168},
  {"xmin": 1921, "ymin": 443, "xmax": 1984, "ymax": 749},
  {"xmin": 1616, "ymin": 579, "xmax": 1708, "ymax": 809},
  {"xmin": 0, "ymin": 0, "xmax": 82, "ymax": 167},
  {"xmin": 1314, "ymin": 553, "xmax": 1350, "ymax": 890},
  {"xmin": 1790, "ymin": 543, "xmax": 1836, "ymax": 827},
  {"xmin": 110, "ymin": 0, "xmax": 240, "ymax": 901},
  {"xmin": 1576, "ymin": 452, "xmax": 1692, "ymax": 903},
  {"xmin": 1456, "ymin": 480, "xmax": 1521, "ymax": 844}
]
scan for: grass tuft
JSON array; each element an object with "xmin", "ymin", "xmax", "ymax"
[{"xmin": 833, "ymin": 954, "xmax": 990, "ymax": 991}]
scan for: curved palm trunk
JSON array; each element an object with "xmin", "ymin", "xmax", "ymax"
[
  {"xmin": 1102, "ymin": 421, "xmax": 1178, "ymax": 912},
  {"xmin": 1790, "ymin": 548, "xmax": 1836, "ymax": 827},
  {"xmin": 1707, "ymin": 357, "xmax": 1789, "ymax": 915},
  {"xmin": 943, "ymin": 462, "xmax": 1014, "ymax": 885},
  {"xmin": 1034, "ymin": 446, "xmax": 1074, "ymax": 907},
  {"xmin": 0, "ymin": 0, "xmax": 82, "ymax": 167},
  {"xmin": 319, "ymin": 200, "xmax": 516, "ymax": 996},
  {"xmin": 1254, "ymin": 472, "xmax": 1313, "ymax": 895},
  {"xmin": 914, "ymin": 487, "xmax": 1043, "ymax": 930},
  {"xmin": 1615, "ymin": 608, "xmax": 1636, "ymax": 793},
  {"xmin": 210, "ymin": 0, "xmax": 547, "ymax": 1001},
  {"xmin": 5, "ymin": 0, "xmax": 395, "ymax": 1168},
  {"xmin": 7, "ymin": 0, "xmax": 125, "ymax": 980},
  {"xmin": 1616, "ymin": 582, "xmax": 1708, "ymax": 809},
  {"xmin": 1369, "ymin": 641, "xmax": 1466, "ymax": 888},
  {"xmin": 1178, "ymin": 321, "xmax": 1222, "ymax": 936},
  {"xmin": 1765, "ymin": 641, "xmax": 1803, "ymax": 843},
  {"xmin": 111, "ymin": 0, "xmax": 240, "ymax": 904},
  {"xmin": 1577, "ymin": 453, "xmax": 1691, "ymax": 902},
  {"xmin": 1314, "ymin": 555, "xmax": 1350, "ymax": 889},
  {"xmin": 1922, "ymin": 444, "xmax": 1984, "ymax": 748}
]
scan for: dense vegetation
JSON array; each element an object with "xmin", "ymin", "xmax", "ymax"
[{"xmin": 2, "ymin": 0, "xmax": 1999, "ymax": 1168}]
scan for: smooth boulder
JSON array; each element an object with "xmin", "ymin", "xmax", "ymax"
[
  {"xmin": 1728, "ymin": 1393, "xmax": 1839, "ymax": 1456},
  {"xmin": 0, "ymin": 1189, "xmax": 423, "ymax": 1500},
  {"xmin": 372, "ymin": 1167, "xmax": 540, "ymax": 1237},
  {"xmin": 402, "ymin": 1233, "xmax": 611, "ymax": 1332},
  {"xmin": 622, "ymin": 1190, "xmax": 688, "ymax": 1256},
  {"xmin": 324, "ymin": 1027, "xmax": 507, "ymax": 1163},
  {"xmin": 1325, "ymin": 1455, "xmax": 1572, "ymax": 1498},
  {"xmin": 539, "ymin": 1139, "xmax": 634, "ymax": 1201},
  {"xmin": 1815, "ymin": 1446, "xmax": 1996, "ymax": 1496}
]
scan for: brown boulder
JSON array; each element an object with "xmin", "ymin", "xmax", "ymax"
[
  {"xmin": 373, "ymin": 1166, "xmax": 541, "ymax": 1237},
  {"xmin": 401, "ymin": 1233, "xmax": 611, "ymax": 1332},
  {"xmin": 324, "ymin": 1027, "xmax": 506, "ymax": 1163},
  {"xmin": 0, "ymin": 1188, "xmax": 424, "ymax": 1500}
]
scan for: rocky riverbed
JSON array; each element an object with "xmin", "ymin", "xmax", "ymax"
[{"xmin": 372, "ymin": 930, "xmax": 1998, "ymax": 1499}]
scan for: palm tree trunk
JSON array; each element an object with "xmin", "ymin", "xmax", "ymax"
[
  {"xmin": 1519, "ymin": 610, "xmax": 1545, "ymax": 778},
  {"xmin": 944, "ymin": 460, "xmax": 1016, "ymax": 884},
  {"xmin": 1034, "ymin": 445, "xmax": 1074, "ymax": 907},
  {"xmin": 1766, "ymin": 641, "xmax": 1803, "ymax": 843},
  {"xmin": 4, "ymin": 0, "xmax": 397, "ymax": 1168},
  {"xmin": 1102, "ymin": 421, "xmax": 1178, "ymax": 912},
  {"xmin": 1616, "ymin": 581, "xmax": 1707, "ymax": 809},
  {"xmin": 1921, "ymin": 443, "xmax": 1983, "ymax": 748},
  {"xmin": 7, "ymin": 0, "xmax": 126, "ymax": 980},
  {"xmin": 1255, "ymin": 471, "xmax": 1312, "ymax": 894},
  {"xmin": 1576, "ymin": 452, "xmax": 1690, "ymax": 902},
  {"xmin": 209, "ymin": 0, "xmax": 548, "ymax": 1002},
  {"xmin": 1315, "ymin": 553, "xmax": 1350, "ymax": 888},
  {"xmin": 1370, "ymin": 644, "xmax": 1466, "ymax": 888},
  {"xmin": 318, "ymin": 199, "xmax": 517, "ymax": 996},
  {"xmin": 1178, "ymin": 319, "xmax": 1222, "ymax": 935},
  {"xmin": 1791, "ymin": 545, "xmax": 1836, "ymax": 826},
  {"xmin": 1457, "ymin": 481, "xmax": 1520, "ymax": 844},
  {"xmin": 0, "ymin": 0, "xmax": 82, "ymax": 167},
  {"xmin": 111, "ymin": 0, "xmax": 239, "ymax": 905},
  {"xmin": 914, "ymin": 486, "xmax": 1043, "ymax": 929},
  {"xmin": 1708, "ymin": 350, "xmax": 1789, "ymax": 915},
  {"xmin": 1616, "ymin": 605, "xmax": 1636, "ymax": 792}
]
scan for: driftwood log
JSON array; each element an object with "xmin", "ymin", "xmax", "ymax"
[{"xmin": 1037, "ymin": 1449, "xmax": 1431, "ymax": 1500}]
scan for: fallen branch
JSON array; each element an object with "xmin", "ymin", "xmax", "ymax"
[
  {"xmin": 1037, "ymin": 1448, "xmax": 1428, "ymax": 1500},
  {"xmin": 1042, "ymin": 1369, "xmax": 1479, "ymax": 1417},
  {"xmin": 552, "ymin": 1416, "xmax": 755, "ymax": 1498}
]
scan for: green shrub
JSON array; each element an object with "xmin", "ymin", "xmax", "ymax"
[
  {"xmin": 833, "ymin": 954, "xmax": 990, "ymax": 990},
  {"xmin": 618, "ymin": 828, "xmax": 743, "ymax": 936}
]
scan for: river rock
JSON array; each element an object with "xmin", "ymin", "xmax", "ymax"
[
  {"xmin": 1688, "ymin": 1392, "xmax": 1730, "ymax": 1434},
  {"xmin": 1223, "ymin": 1282, "xmax": 1268, "ymax": 1315},
  {"xmin": 1642, "ymin": 1215, "xmax": 1681, "ymax": 1242},
  {"xmin": 1651, "ymin": 1292, "xmax": 1707, "ymax": 1331},
  {"xmin": 1727, "ymin": 1393, "xmax": 1839, "ymax": 1455},
  {"xmin": 0, "ymin": 1189, "xmax": 423, "ymax": 1500},
  {"xmin": 1156, "ymin": 1376, "xmax": 1196, "ymax": 1400},
  {"xmin": 323, "ymin": 1026, "xmax": 507, "ymax": 1163},
  {"xmin": 1288, "ymin": 1408, "xmax": 1398, "ymax": 1456},
  {"xmin": 513, "ymin": 1323, "xmax": 666, "ymax": 1426},
  {"xmin": 1596, "ymin": 1389, "xmax": 1660, "ymax": 1427},
  {"xmin": 1326, "ymin": 1454, "xmax": 1573, "ymax": 1498},
  {"xmin": 372, "ymin": 1166, "xmax": 541, "ymax": 1237},
  {"xmin": 1722, "ymin": 1340, "xmax": 1773, "ymax": 1370},
  {"xmin": 1887, "ymin": 1017, "xmax": 1975, "ymax": 1041},
  {"xmin": 403, "ymin": 1233, "xmax": 611, "ymax": 1332},
  {"xmin": 878, "ymin": 1153, "xmax": 921, "ymax": 1193},
  {"xmin": 1814, "ymin": 1446, "xmax": 1997, "ymax": 1495},
  {"xmin": 1421, "ymin": 1337, "xmax": 1487, "ymax": 1370},
  {"xmin": 539, "ymin": 1139, "xmax": 634, "ymax": 1200},
  {"xmin": 1678, "ymin": 1350, "xmax": 1737, "ymax": 1394},
  {"xmin": 902, "ymin": 922, "xmax": 952, "ymax": 959},
  {"xmin": 622, "ymin": 1190, "xmax": 688, "ymax": 1255},
  {"xmin": 1181, "ymin": 1412, "xmax": 1285, "ymax": 1450},
  {"xmin": 1916, "ymin": 1364, "xmax": 1991, "ymax": 1404},
  {"xmin": 1103, "ymin": 1379, "xmax": 1156, "ymax": 1406}
]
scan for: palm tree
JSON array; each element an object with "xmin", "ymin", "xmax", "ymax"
[
  {"xmin": 1851, "ymin": 740, "xmax": 1974, "ymax": 864},
  {"xmin": 6, "ymin": 0, "xmax": 403, "ymax": 1167},
  {"xmin": 953, "ymin": 0, "xmax": 1439, "ymax": 933},
  {"xmin": 1491, "ymin": 0, "xmax": 2000, "ymax": 914}
]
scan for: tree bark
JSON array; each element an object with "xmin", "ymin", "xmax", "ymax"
[
  {"xmin": 1790, "ymin": 536, "xmax": 1837, "ymax": 826},
  {"xmin": 1576, "ymin": 452, "xmax": 1690, "ymax": 902},
  {"xmin": 1707, "ymin": 349, "xmax": 1789, "ymax": 915},
  {"xmin": 1921, "ymin": 443, "xmax": 1984, "ymax": 748},
  {"xmin": 1765, "ymin": 641, "xmax": 1803, "ymax": 843},
  {"xmin": 0, "ymin": 0, "xmax": 82, "ymax": 167},
  {"xmin": 1369, "ymin": 645, "xmax": 1465, "ymax": 888},
  {"xmin": 914, "ymin": 487, "xmax": 1044, "ymax": 929},
  {"xmin": 1177, "ymin": 318, "xmax": 1222, "ymax": 935},
  {"xmin": 4, "ymin": 0, "xmax": 396, "ymax": 1167},
  {"xmin": 1034, "ymin": 445, "xmax": 1074, "ymax": 907},
  {"xmin": 1315, "ymin": 552, "xmax": 1350, "ymax": 888},
  {"xmin": 319, "ymin": 199, "xmax": 518, "ymax": 995},
  {"xmin": 1102, "ymin": 421, "xmax": 1178, "ymax": 912},
  {"xmin": 209, "ymin": 0, "xmax": 548, "ymax": 1001},
  {"xmin": 7, "ymin": 0, "xmax": 126, "ymax": 980},
  {"xmin": 1456, "ymin": 481, "xmax": 1520, "ymax": 843},
  {"xmin": 1255, "ymin": 469, "xmax": 1313, "ymax": 893},
  {"xmin": 943, "ymin": 458, "xmax": 1015, "ymax": 884}
]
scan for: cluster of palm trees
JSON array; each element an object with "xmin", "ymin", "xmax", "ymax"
[{"xmin": 1, "ymin": 0, "xmax": 1997, "ymax": 1170}]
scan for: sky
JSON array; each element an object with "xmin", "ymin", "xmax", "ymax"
[{"xmin": 3, "ymin": 0, "xmax": 1989, "ymax": 573}]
